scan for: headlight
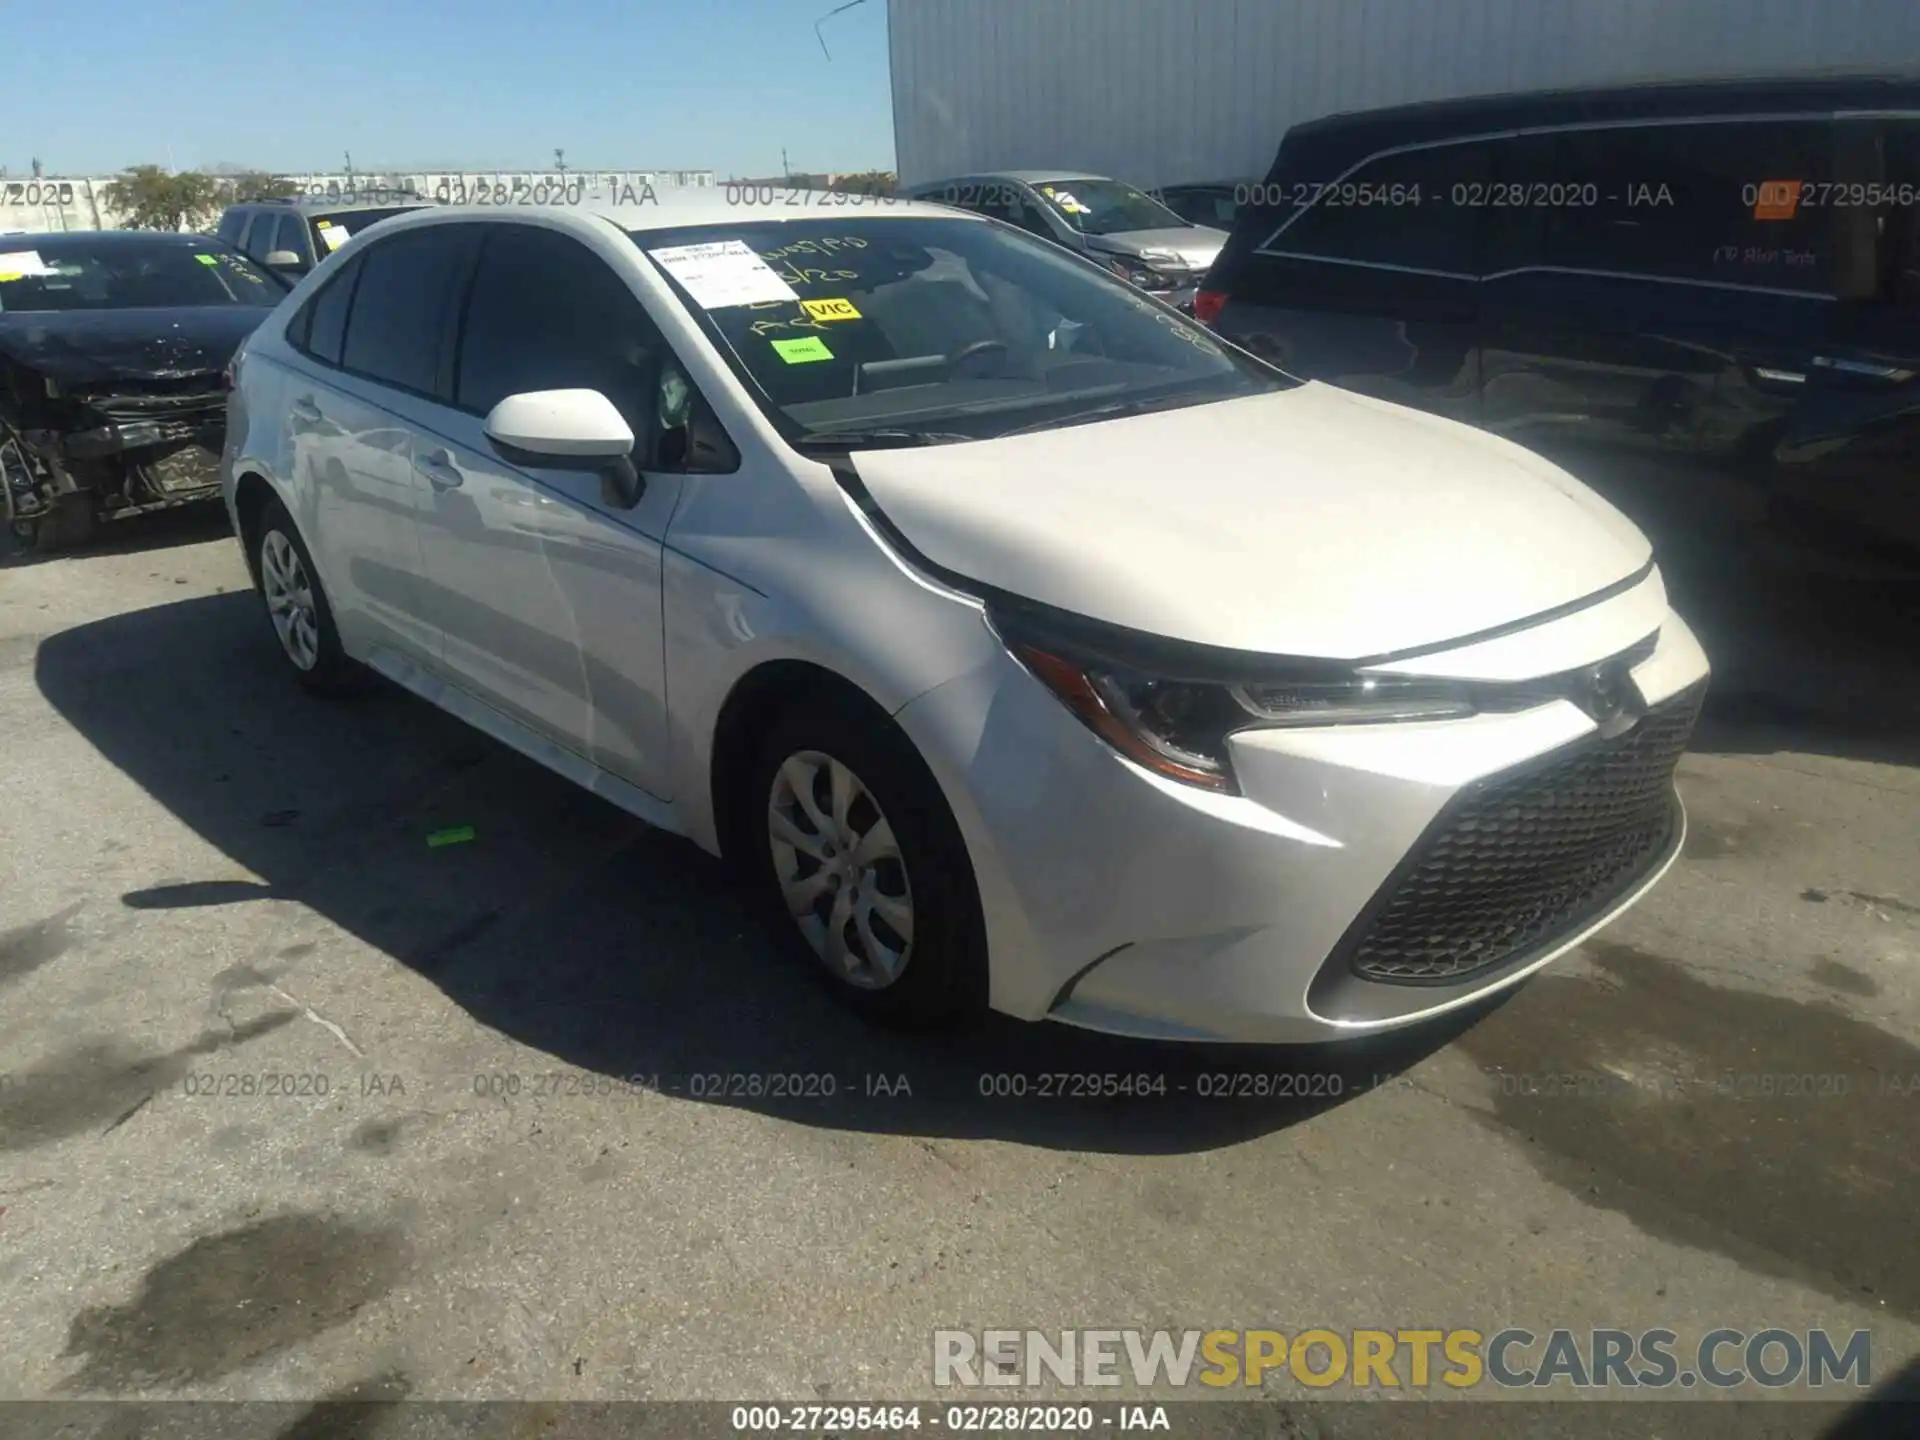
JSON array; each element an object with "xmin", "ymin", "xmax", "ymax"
[
  {"xmin": 1106, "ymin": 256, "xmax": 1173, "ymax": 291},
  {"xmin": 994, "ymin": 608, "xmax": 1476, "ymax": 794}
]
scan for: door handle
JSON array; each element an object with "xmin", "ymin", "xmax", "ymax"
[
  {"xmin": 290, "ymin": 396, "xmax": 323, "ymax": 423},
  {"xmin": 419, "ymin": 448, "xmax": 465, "ymax": 490},
  {"xmin": 1812, "ymin": 356, "xmax": 1916, "ymax": 382}
]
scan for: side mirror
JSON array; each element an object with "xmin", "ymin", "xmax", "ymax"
[
  {"xmin": 264, "ymin": 250, "xmax": 304, "ymax": 269},
  {"xmin": 485, "ymin": 388, "xmax": 645, "ymax": 507}
]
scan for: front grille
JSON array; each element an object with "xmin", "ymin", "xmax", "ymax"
[{"xmin": 1339, "ymin": 683, "xmax": 1704, "ymax": 986}]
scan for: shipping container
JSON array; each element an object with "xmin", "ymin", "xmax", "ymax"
[{"xmin": 888, "ymin": 0, "xmax": 1920, "ymax": 188}]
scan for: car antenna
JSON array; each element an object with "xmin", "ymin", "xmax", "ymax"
[{"xmin": 813, "ymin": 0, "xmax": 867, "ymax": 60}]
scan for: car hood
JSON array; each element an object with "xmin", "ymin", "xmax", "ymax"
[
  {"xmin": 0, "ymin": 306, "xmax": 271, "ymax": 385},
  {"xmin": 847, "ymin": 383, "xmax": 1654, "ymax": 661},
  {"xmin": 1083, "ymin": 226, "xmax": 1227, "ymax": 271}
]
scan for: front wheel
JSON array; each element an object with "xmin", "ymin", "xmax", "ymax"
[
  {"xmin": 749, "ymin": 690, "xmax": 987, "ymax": 1028},
  {"xmin": 254, "ymin": 498, "xmax": 359, "ymax": 694}
]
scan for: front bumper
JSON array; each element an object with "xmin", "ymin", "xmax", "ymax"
[{"xmin": 893, "ymin": 597, "xmax": 1710, "ymax": 1045}]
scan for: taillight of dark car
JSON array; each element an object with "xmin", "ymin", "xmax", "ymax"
[{"xmin": 1193, "ymin": 289, "xmax": 1227, "ymax": 327}]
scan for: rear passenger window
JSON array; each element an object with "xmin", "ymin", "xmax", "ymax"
[
  {"xmin": 1527, "ymin": 121, "xmax": 1841, "ymax": 293},
  {"xmin": 293, "ymin": 255, "xmax": 361, "ymax": 364},
  {"xmin": 1267, "ymin": 141, "xmax": 1486, "ymax": 273},
  {"xmin": 340, "ymin": 228, "xmax": 476, "ymax": 395}
]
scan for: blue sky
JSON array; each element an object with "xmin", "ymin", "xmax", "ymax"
[{"xmin": 2, "ymin": 0, "xmax": 896, "ymax": 179}]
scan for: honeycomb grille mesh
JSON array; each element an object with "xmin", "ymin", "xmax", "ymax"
[{"xmin": 1345, "ymin": 684, "xmax": 1704, "ymax": 985}]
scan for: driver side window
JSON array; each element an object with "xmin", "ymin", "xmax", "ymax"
[{"xmin": 453, "ymin": 224, "xmax": 734, "ymax": 473}]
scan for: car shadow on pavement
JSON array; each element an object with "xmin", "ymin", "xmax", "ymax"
[{"xmin": 35, "ymin": 591, "xmax": 1500, "ymax": 1156}]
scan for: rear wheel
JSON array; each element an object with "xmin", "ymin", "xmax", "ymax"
[
  {"xmin": 254, "ymin": 497, "xmax": 358, "ymax": 694},
  {"xmin": 748, "ymin": 689, "xmax": 987, "ymax": 1028}
]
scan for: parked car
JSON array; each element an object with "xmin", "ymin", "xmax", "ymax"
[
  {"xmin": 223, "ymin": 196, "xmax": 1709, "ymax": 1042},
  {"xmin": 216, "ymin": 193, "xmax": 435, "ymax": 283},
  {"xmin": 905, "ymin": 171, "xmax": 1227, "ymax": 311},
  {"xmin": 1, "ymin": 230, "xmax": 286, "ymax": 551},
  {"xmin": 1198, "ymin": 74, "xmax": 1920, "ymax": 554},
  {"xmin": 1154, "ymin": 180, "xmax": 1247, "ymax": 229}
]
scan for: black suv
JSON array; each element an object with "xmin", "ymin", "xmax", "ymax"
[
  {"xmin": 215, "ymin": 194, "xmax": 434, "ymax": 281},
  {"xmin": 1200, "ymin": 75, "xmax": 1920, "ymax": 557}
]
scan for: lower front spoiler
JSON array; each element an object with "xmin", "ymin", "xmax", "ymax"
[{"xmin": 1045, "ymin": 793, "xmax": 1688, "ymax": 1047}]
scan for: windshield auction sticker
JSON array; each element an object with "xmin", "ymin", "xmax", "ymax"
[
  {"xmin": 801, "ymin": 296, "xmax": 861, "ymax": 322},
  {"xmin": 648, "ymin": 240, "xmax": 800, "ymax": 309},
  {"xmin": 771, "ymin": 336, "xmax": 834, "ymax": 364},
  {"xmin": 0, "ymin": 250, "xmax": 53, "ymax": 280}
]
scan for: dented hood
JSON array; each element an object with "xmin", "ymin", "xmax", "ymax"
[
  {"xmin": 1083, "ymin": 225, "xmax": 1228, "ymax": 273},
  {"xmin": 0, "ymin": 306, "xmax": 269, "ymax": 386},
  {"xmin": 847, "ymin": 384, "xmax": 1654, "ymax": 662}
]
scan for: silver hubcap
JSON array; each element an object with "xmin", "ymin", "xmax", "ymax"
[
  {"xmin": 260, "ymin": 529, "xmax": 320, "ymax": 671},
  {"xmin": 767, "ymin": 750, "xmax": 914, "ymax": 989}
]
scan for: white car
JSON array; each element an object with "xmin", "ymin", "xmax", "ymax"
[{"xmin": 220, "ymin": 195, "xmax": 1710, "ymax": 1043}]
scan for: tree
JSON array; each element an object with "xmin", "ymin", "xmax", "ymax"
[
  {"xmin": 830, "ymin": 169, "xmax": 896, "ymax": 196},
  {"xmin": 100, "ymin": 165, "xmax": 225, "ymax": 231},
  {"xmin": 220, "ymin": 171, "xmax": 302, "ymax": 204}
]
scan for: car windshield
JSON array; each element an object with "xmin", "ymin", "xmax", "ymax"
[
  {"xmin": 1032, "ymin": 178, "xmax": 1189, "ymax": 236},
  {"xmin": 1162, "ymin": 186, "xmax": 1241, "ymax": 228},
  {"xmin": 307, "ymin": 206, "xmax": 430, "ymax": 258},
  {"xmin": 0, "ymin": 238, "xmax": 279, "ymax": 313},
  {"xmin": 632, "ymin": 215, "xmax": 1285, "ymax": 447}
]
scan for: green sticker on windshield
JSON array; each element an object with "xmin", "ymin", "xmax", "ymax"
[
  {"xmin": 771, "ymin": 336, "xmax": 834, "ymax": 364},
  {"xmin": 195, "ymin": 253, "xmax": 219, "ymax": 266}
]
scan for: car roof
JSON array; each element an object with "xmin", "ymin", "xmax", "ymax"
[
  {"xmin": 357, "ymin": 192, "xmax": 975, "ymax": 234},
  {"xmin": 231, "ymin": 196, "xmax": 433, "ymax": 213},
  {"xmin": 1279, "ymin": 70, "xmax": 1920, "ymax": 168},
  {"xmin": 1, "ymin": 229, "xmax": 230, "ymax": 248},
  {"xmin": 917, "ymin": 170, "xmax": 1113, "ymax": 187}
]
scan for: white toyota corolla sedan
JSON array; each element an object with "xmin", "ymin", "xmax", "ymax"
[{"xmin": 220, "ymin": 195, "xmax": 1709, "ymax": 1043}]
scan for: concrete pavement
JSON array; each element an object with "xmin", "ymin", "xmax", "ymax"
[{"xmin": 1, "ymin": 505, "xmax": 1915, "ymax": 1438}]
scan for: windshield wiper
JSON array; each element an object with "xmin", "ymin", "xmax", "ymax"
[
  {"xmin": 792, "ymin": 429, "xmax": 974, "ymax": 452},
  {"xmin": 995, "ymin": 392, "xmax": 1202, "ymax": 440}
]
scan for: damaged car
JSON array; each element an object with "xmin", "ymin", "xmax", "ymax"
[{"xmin": 1, "ymin": 230, "xmax": 285, "ymax": 551}]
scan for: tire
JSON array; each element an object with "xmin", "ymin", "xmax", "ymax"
[
  {"xmin": 254, "ymin": 497, "xmax": 359, "ymax": 694},
  {"xmin": 747, "ymin": 688, "xmax": 988, "ymax": 1028},
  {"xmin": 10, "ymin": 492, "xmax": 96, "ymax": 554}
]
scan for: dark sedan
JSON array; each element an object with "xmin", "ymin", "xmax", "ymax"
[{"xmin": 1, "ymin": 230, "xmax": 286, "ymax": 551}]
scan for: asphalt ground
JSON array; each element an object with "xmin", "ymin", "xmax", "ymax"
[{"xmin": 1, "ymin": 476, "xmax": 1917, "ymax": 1439}]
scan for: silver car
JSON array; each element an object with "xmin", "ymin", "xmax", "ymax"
[
  {"xmin": 905, "ymin": 171, "xmax": 1227, "ymax": 311},
  {"xmin": 218, "ymin": 196, "xmax": 1709, "ymax": 1042}
]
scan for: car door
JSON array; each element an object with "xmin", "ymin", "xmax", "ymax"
[
  {"xmin": 407, "ymin": 220, "xmax": 694, "ymax": 799},
  {"xmin": 1769, "ymin": 114, "xmax": 1920, "ymax": 555},
  {"xmin": 1219, "ymin": 137, "xmax": 1486, "ymax": 421},
  {"xmin": 1477, "ymin": 118, "xmax": 1839, "ymax": 529},
  {"xmin": 276, "ymin": 236, "xmax": 464, "ymax": 665}
]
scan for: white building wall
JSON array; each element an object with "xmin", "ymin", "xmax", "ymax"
[{"xmin": 889, "ymin": 0, "xmax": 1920, "ymax": 188}]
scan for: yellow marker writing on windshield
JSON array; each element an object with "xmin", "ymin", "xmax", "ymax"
[{"xmin": 802, "ymin": 297, "xmax": 861, "ymax": 323}]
